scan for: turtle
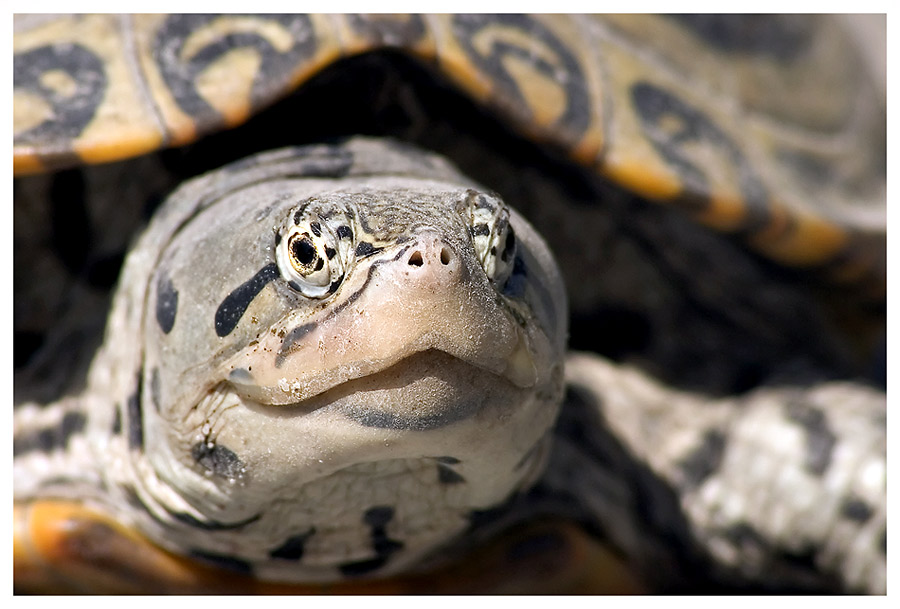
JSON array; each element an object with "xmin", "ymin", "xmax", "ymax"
[{"xmin": 13, "ymin": 14, "xmax": 886, "ymax": 594}]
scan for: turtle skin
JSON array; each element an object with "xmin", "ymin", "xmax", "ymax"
[{"xmin": 14, "ymin": 14, "xmax": 886, "ymax": 594}]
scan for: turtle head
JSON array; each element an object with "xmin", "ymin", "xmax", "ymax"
[{"xmin": 136, "ymin": 156, "xmax": 567, "ymax": 577}]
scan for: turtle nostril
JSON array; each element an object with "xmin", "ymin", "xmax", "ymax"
[
  {"xmin": 408, "ymin": 251, "xmax": 424, "ymax": 267},
  {"xmin": 440, "ymin": 247, "xmax": 452, "ymax": 265}
]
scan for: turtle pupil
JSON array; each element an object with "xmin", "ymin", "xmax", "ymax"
[{"xmin": 292, "ymin": 238, "xmax": 317, "ymax": 266}]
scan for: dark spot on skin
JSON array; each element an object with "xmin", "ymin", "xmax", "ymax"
[
  {"xmin": 274, "ymin": 232, "xmax": 282, "ymax": 246},
  {"xmin": 314, "ymin": 257, "xmax": 324, "ymax": 271},
  {"xmin": 471, "ymin": 223, "xmax": 490, "ymax": 237},
  {"xmin": 309, "ymin": 221, "xmax": 322, "ymax": 237},
  {"xmin": 191, "ymin": 442, "xmax": 245, "ymax": 479},
  {"xmin": 722, "ymin": 522, "xmax": 766, "ymax": 551},
  {"xmin": 337, "ymin": 225, "xmax": 353, "ymax": 240},
  {"xmin": 155, "ymin": 274, "xmax": 178, "ymax": 334},
  {"xmin": 111, "ymin": 405, "xmax": 122, "ymax": 435},
  {"xmin": 294, "ymin": 209, "xmax": 304, "ymax": 225},
  {"xmin": 214, "ymin": 263, "xmax": 279, "ymax": 338},
  {"xmin": 126, "ymin": 372, "xmax": 144, "ymax": 450},
  {"xmin": 476, "ymin": 194, "xmax": 496, "ymax": 210},
  {"xmin": 721, "ymin": 521, "xmax": 827, "ymax": 587},
  {"xmin": 60, "ymin": 411, "xmax": 86, "ymax": 444},
  {"xmin": 328, "ymin": 279, "xmax": 341, "ymax": 294},
  {"xmin": 339, "ymin": 506, "xmax": 404, "ymax": 577},
  {"xmin": 677, "ymin": 430, "xmax": 726, "ymax": 490},
  {"xmin": 438, "ymin": 463, "xmax": 466, "ymax": 484},
  {"xmin": 785, "ymin": 400, "xmax": 836, "ymax": 475},
  {"xmin": 325, "ymin": 246, "xmax": 336, "ymax": 259},
  {"xmin": 276, "ymin": 322, "xmax": 318, "ymax": 366},
  {"xmin": 340, "ymin": 399, "xmax": 482, "ymax": 431},
  {"xmin": 364, "ymin": 506, "xmax": 395, "ymax": 528},
  {"xmin": 189, "ymin": 549, "xmax": 252, "ymax": 574},
  {"xmin": 269, "ymin": 528, "xmax": 316, "ymax": 560},
  {"xmin": 288, "ymin": 280, "xmax": 302, "ymax": 291},
  {"xmin": 121, "ymin": 484, "xmax": 143, "ymax": 510},
  {"xmin": 28, "ymin": 429, "xmax": 56, "ymax": 454},
  {"xmin": 13, "ymin": 410, "xmax": 86, "ymax": 456},
  {"xmin": 841, "ymin": 497, "xmax": 874, "ymax": 523},
  {"xmin": 150, "ymin": 367, "xmax": 162, "ymax": 412},
  {"xmin": 355, "ymin": 241, "xmax": 379, "ymax": 257}
]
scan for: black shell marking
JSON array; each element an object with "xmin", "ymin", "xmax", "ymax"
[{"xmin": 14, "ymin": 44, "xmax": 107, "ymax": 144}]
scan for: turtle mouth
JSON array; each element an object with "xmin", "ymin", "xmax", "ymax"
[
  {"xmin": 241, "ymin": 349, "xmax": 532, "ymax": 430},
  {"xmin": 227, "ymin": 337, "xmax": 538, "ymax": 411}
]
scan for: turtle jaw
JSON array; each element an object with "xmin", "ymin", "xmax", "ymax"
[
  {"xmin": 225, "ymin": 329, "xmax": 540, "ymax": 410},
  {"xmin": 244, "ymin": 348, "xmax": 541, "ymax": 428}
]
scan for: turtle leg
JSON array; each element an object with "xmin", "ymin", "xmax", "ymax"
[{"xmin": 546, "ymin": 352, "xmax": 885, "ymax": 594}]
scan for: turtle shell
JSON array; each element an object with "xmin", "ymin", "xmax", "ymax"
[{"xmin": 14, "ymin": 14, "xmax": 885, "ymax": 292}]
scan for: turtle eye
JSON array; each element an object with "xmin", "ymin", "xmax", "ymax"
[
  {"xmin": 469, "ymin": 195, "xmax": 517, "ymax": 288},
  {"xmin": 276, "ymin": 212, "xmax": 346, "ymax": 298}
]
